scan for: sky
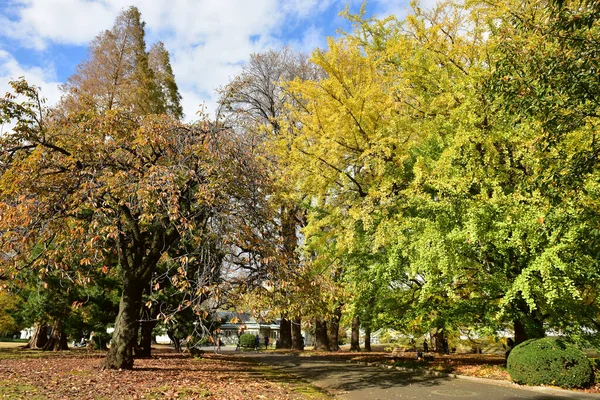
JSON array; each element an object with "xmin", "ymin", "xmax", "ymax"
[{"xmin": 0, "ymin": 0, "xmax": 419, "ymax": 121}]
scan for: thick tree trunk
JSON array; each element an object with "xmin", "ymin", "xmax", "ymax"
[
  {"xmin": 137, "ymin": 320, "xmax": 158, "ymax": 357},
  {"xmin": 291, "ymin": 316, "xmax": 303, "ymax": 350},
  {"xmin": 25, "ymin": 323, "xmax": 48, "ymax": 349},
  {"xmin": 364, "ymin": 326, "xmax": 372, "ymax": 352},
  {"xmin": 43, "ymin": 320, "xmax": 69, "ymax": 351},
  {"xmin": 350, "ymin": 316, "xmax": 361, "ymax": 352},
  {"xmin": 279, "ymin": 317, "xmax": 292, "ymax": 349},
  {"xmin": 433, "ymin": 330, "xmax": 444, "ymax": 353},
  {"xmin": 514, "ymin": 317, "xmax": 545, "ymax": 345},
  {"xmin": 104, "ymin": 274, "xmax": 145, "ymax": 369},
  {"xmin": 329, "ymin": 305, "xmax": 342, "ymax": 351},
  {"xmin": 514, "ymin": 320, "xmax": 527, "ymax": 344},
  {"xmin": 314, "ymin": 318, "xmax": 330, "ymax": 351}
]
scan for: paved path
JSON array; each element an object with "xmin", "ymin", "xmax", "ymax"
[{"xmin": 236, "ymin": 353, "xmax": 599, "ymax": 400}]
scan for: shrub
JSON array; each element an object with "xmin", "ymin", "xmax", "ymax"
[
  {"xmin": 590, "ymin": 358, "xmax": 600, "ymax": 384},
  {"xmin": 507, "ymin": 337, "xmax": 592, "ymax": 388},
  {"xmin": 240, "ymin": 333, "xmax": 256, "ymax": 348}
]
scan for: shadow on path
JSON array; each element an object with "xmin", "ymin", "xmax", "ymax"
[{"xmin": 234, "ymin": 353, "xmax": 597, "ymax": 400}]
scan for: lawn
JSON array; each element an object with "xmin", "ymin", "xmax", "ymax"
[{"xmin": 0, "ymin": 344, "xmax": 332, "ymax": 399}]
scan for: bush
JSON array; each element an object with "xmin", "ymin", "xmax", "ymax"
[
  {"xmin": 240, "ymin": 333, "xmax": 256, "ymax": 348},
  {"xmin": 507, "ymin": 337, "xmax": 592, "ymax": 388},
  {"xmin": 590, "ymin": 359, "xmax": 600, "ymax": 384}
]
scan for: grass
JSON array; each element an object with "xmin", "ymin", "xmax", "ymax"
[
  {"xmin": 0, "ymin": 338, "xmax": 28, "ymax": 343},
  {"xmin": 0, "ymin": 380, "xmax": 44, "ymax": 399},
  {"xmin": 0, "ymin": 342, "xmax": 27, "ymax": 349},
  {"xmin": 146, "ymin": 384, "xmax": 212, "ymax": 399},
  {"xmin": 253, "ymin": 365, "xmax": 334, "ymax": 399}
]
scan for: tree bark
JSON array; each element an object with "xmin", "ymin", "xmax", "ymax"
[
  {"xmin": 364, "ymin": 326, "xmax": 372, "ymax": 352},
  {"xmin": 104, "ymin": 274, "xmax": 145, "ymax": 369},
  {"xmin": 42, "ymin": 320, "xmax": 69, "ymax": 351},
  {"xmin": 137, "ymin": 319, "xmax": 158, "ymax": 357},
  {"xmin": 329, "ymin": 305, "xmax": 342, "ymax": 351},
  {"xmin": 279, "ymin": 317, "xmax": 292, "ymax": 348},
  {"xmin": 350, "ymin": 316, "xmax": 361, "ymax": 352},
  {"xmin": 314, "ymin": 318, "xmax": 330, "ymax": 351},
  {"xmin": 433, "ymin": 330, "xmax": 444, "ymax": 353},
  {"xmin": 167, "ymin": 330, "xmax": 182, "ymax": 353},
  {"xmin": 291, "ymin": 316, "xmax": 303, "ymax": 350},
  {"xmin": 25, "ymin": 323, "xmax": 48, "ymax": 349},
  {"xmin": 514, "ymin": 317, "xmax": 545, "ymax": 345},
  {"xmin": 363, "ymin": 295, "xmax": 375, "ymax": 352}
]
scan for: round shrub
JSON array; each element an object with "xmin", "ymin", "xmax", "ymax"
[
  {"xmin": 507, "ymin": 337, "xmax": 592, "ymax": 388},
  {"xmin": 239, "ymin": 333, "xmax": 256, "ymax": 348}
]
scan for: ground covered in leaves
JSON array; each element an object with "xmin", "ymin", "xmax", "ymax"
[{"xmin": 0, "ymin": 346, "xmax": 330, "ymax": 399}]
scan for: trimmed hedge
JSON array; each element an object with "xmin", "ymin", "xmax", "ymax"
[
  {"xmin": 240, "ymin": 333, "xmax": 256, "ymax": 348},
  {"xmin": 507, "ymin": 337, "xmax": 592, "ymax": 388}
]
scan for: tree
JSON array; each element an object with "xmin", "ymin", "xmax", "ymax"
[
  {"xmin": 218, "ymin": 48, "xmax": 321, "ymax": 350},
  {"xmin": 148, "ymin": 42, "xmax": 184, "ymax": 119},
  {"xmin": 0, "ymin": 291, "xmax": 21, "ymax": 337},
  {"xmin": 0, "ymin": 77, "xmax": 274, "ymax": 368},
  {"xmin": 60, "ymin": 6, "xmax": 165, "ymax": 116}
]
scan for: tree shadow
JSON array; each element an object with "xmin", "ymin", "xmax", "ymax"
[{"xmin": 242, "ymin": 353, "xmax": 451, "ymax": 392}]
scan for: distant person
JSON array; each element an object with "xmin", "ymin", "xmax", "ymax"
[
  {"xmin": 235, "ymin": 334, "xmax": 241, "ymax": 351},
  {"xmin": 264, "ymin": 335, "xmax": 269, "ymax": 349},
  {"xmin": 442, "ymin": 338, "xmax": 449, "ymax": 355},
  {"xmin": 254, "ymin": 334, "xmax": 260, "ymax": 350},
  {"xmin": 423, "ymin": 339, "xmax": 428, "ymax": 353}
]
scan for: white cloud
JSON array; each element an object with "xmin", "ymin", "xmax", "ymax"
[
  {"xmin": 0, "ymin": 49, "xmax": 61, "ymax": 103},
  {"xmin": 0, "ymin": 48, "xmax": 62, "ymax": 134},
  {"xmin": 0, "ymin": 0, "xmax": 402, "ymax": 120}
]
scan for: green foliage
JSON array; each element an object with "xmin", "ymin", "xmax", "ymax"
[
  {"xmin": 239, "ymin": 333, "xmax": 256, "ymax": 348},
  {"xmin": 507, "ymin": 337, "xmax": 592, "ymax": 388},
  {"xmin": 590, "ymin": 358, "xmax": 600, "ymax": 384},
  {"xmin": 0, "ymin": 292, "xmax": 21, "ymax": 336}
]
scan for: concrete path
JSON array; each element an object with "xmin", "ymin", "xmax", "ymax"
[{"xmin": 236, "ymin": 353, "xmax": 599, "ymax": 400}]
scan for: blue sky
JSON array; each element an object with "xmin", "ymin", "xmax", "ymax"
[{"xmin": 0, "ymin": 0, "xmax": 415, "ymax": 119}]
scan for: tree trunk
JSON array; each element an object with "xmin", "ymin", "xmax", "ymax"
[
  {"xmin": 137, "ymin": 320, "xmax": 158, "ymax": 357},
  {"xmin": 350, "ymin": 316, "xmax": 361, "ymax": 352},
  {"xmin": 167, "ymin": 330, "xmax": 182, "ymax": 353},
  {"xmin": 433, "ymin": 330, "xmax": 444, "ymax": 353},
  {"xmin": 279, "ymin": 317, "xmax": 292, "ymax": 349},
  {"xmin": 104, "ymin": 274, "xmax": 145, "ymax": 369},
  {"xmin": 514, "ymin": 317, "xmax": 545, "ymax": 345},
  {"xmin": 363, "ymin": 295, "xmax": 375, "ymax": 352},
  {"xmin": 43, "ymin": 320, "xmax": 69, "ymax": 351},
  {"xmin": 314, "ymin": 318, "xmax": 330, "ymax": 351},
  {"xmin": 25, "ymin": 323, "xmax": 48, "ymax": 349},
  {"xmin": 291, "ymin": 316, "xmax": 303, "ymax": 350},
  {"xmin": 364, "ymin": 326, "xmax": 372, "ymax": 352},
  {"xmin": 329, "ymin": 305, "xmax": 342, "ymax": 351}
]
